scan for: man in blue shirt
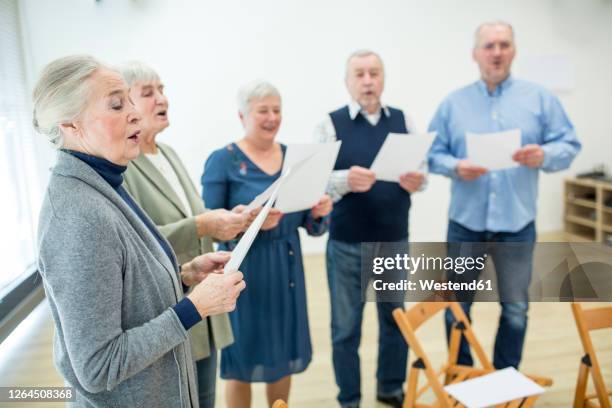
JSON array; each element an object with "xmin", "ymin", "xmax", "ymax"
[{"xmin": 428, "ymin": 21, "xmax": 581, "ymax": 369}]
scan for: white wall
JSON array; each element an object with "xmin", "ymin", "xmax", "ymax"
[{"xmin": 19, "ymin": 0, "xmax": 612, "ymax": 253}]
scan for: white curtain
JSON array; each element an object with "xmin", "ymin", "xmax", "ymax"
[{"xmin": 0, "ymin": 0, "xmax": 41, "ymax": 293}]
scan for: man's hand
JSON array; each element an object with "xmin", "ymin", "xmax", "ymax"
[
  {"xmin": 261, "ymin": 208, "xmax": 283, "ymax": 231},
  {"xmin": 399, "ymin": 171, "xmax": 425, "ymax": 193},
  {"xmin": 456, "ymin": 160, "xmax": 488, "ymax": 181},
  {"xmin": 348, "ymin": 166, "xmax": 376, "ymax": 192},
  {"xmin": 311, "ymin": 194, "xmax": 333, "ymax": 219},
  {"xmin": 513, "ymin": 144, "xmax": 544, "ymax": 168},
  {"xmin": 181, "ymin": 251, "xmax": 231, "ymax": 286},
  {"xmin": 197, "ymin": 209, "xmax": 250, "ymax": 241}
]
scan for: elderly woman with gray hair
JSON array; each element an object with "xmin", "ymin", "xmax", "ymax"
[
  {"xmin": 202, "ymin": 80, "xmax": 333, "ymax": 407},
  {"xmin": 117, "ymin": 61, "xmax": 255, "ymax": 408},
  {"xmin": 34, "ymin": 55, "xmax": 245, "ymax": 408}
]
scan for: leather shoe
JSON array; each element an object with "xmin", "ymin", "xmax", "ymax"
[{"xmin": 376, "ymin": 393, "xmax": 404, "ymax": 408}]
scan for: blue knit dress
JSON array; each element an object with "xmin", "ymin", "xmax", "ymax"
[{"xmin": 201, "ymin": 143, "xmax": 328, "ymax": 383}]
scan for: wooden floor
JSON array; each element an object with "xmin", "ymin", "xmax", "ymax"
[{"xmin": 0, "ymin": 254, "xmax": 610, "ymax": 407}]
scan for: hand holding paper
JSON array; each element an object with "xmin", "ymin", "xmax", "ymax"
[
  {"xmin": 232, "ymin": 204, "xmax": 259, "ymax": 224},
  {"xmin": 512, "ymin": 144, "xmax": 544, "ymax": 168},
  {"xmin": 187, "ymin": 271, "xmax": 246, "ymax": 317},
  {"xmin": 201, "ymin": 208, "xmax": 251, "ymax": 241},
  {"xmin": 456, "ymin": 159, "xmax": 488, "ymax": 181},
  {"xmin": 224, "ymin": 181, "xmax": 282, "ymax": 274},
  {"xmin": 311, "ymin": 194, "xmax": 332, "ymax": 219},
  {"xmin": 399, "ymin": 171, "xmax": 425, "ymax": 193},
  {"xmin": 261, "ymin": 208, "xmax": 283, "ymax": 230},
  {"xmin": 348, "ymin": 166, "xmax": 376, "ymax": 192},
  {"xmin": 181, "ymin": 251, "xmax": 231, "ymax": 286}
]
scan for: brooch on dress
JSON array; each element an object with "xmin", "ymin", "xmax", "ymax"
[
  {"xmin": 227, "ymin": 144, "xmax": 248, "ymax": 176},
  {"xmin": 239, "ymin": 162, "xmax": 248, "ymax": 176}
]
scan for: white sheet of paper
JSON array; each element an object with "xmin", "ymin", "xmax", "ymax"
[
  {"xmin": 370, "ymin": 132, "xmax": 436, "ymax": 182},
  {"xmin": 224, "ymin": 182, "xmax": 282, "ymax": 274},
  {"xmin": 444, "ymin": 367, "xmax": 546, "ymax": 408},
  {"xmin": 241, "ymin": 150, "xmax": 313, "ymax": 213},
  {"xmin": 466, "ymin": 129, "xmax": 521, "ymax": 171},
  {"xmin": 274, "ymin": 141, "xmax": 341, "ymax": 213},
  {"xmin": 242, "ymin": 176, "xmax": 284, "ymax": 213}
]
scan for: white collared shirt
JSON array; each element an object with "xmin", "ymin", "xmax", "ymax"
[
  {"xmin": 348, "ymin": 100, "xmax": 392, "ymax": 126},
  {"xmin": 313, "ymin": 101, "xmax": 425, "ymax": 202}
]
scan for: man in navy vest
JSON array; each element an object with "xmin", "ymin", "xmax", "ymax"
[{"xmin": 314, "ymin": 49, "xmax": 425, "ymax": 408}]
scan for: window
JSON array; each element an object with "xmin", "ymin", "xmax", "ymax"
[{"xmin": 0, "ymin": 0, "xmax": 41, "ymax": 295}]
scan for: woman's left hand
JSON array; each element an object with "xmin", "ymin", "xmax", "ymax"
[
  {"xmin": 181, "ymin": 251, "xmax": 231, "ymax": 286},
  {"xmin": 311, "ymin": 194, "xmax": 333, "ymax": 219}
]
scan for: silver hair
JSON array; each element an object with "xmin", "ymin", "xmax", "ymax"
[
  {"xmin": 345, "ymin": 49, "xmax": 384, "ymax": 79},
  {"xmin": 116, "ymin": 60, "xmax": 160, "ymax": 87},
  {"xmin": 474, "ymin": 20, "xmax": 515, "ymax": 48},
  {"xmin": 32, "ymin": 55, "xmax": 105, "ymax": 148},
  {"xmin": 237, "ymin": 80, "xmax": 281, "ymax": 115}
]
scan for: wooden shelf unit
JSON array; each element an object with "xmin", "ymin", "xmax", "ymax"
[{"xmin": 564, "ymin": 177, "xmax": 612, "ymax": 242}]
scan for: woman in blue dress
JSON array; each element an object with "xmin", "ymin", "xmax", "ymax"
[{"xmin": 201, "ymin": 80, "xmax": 332, "ymax": 407}]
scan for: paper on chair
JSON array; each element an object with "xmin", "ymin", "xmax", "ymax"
[
  {"xmin": 274, "ymin": 141, "xmax": 341, "ymax": 213},
  {"xmin": 224, "ymin": 180, "xmax": 283, "ymax": 274},
  {"xmin": 444, "ymin": 367, "xmax": 546, "ymax": 408},
  {"xmin": 466, "ymin": 129, "xmax": 521, "ymax": 171},
  {"xmin": 369, "ymin": 132, "xmax": 435, "ymax": 182}
]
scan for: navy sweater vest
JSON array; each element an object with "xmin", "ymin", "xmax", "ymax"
[{"xmin": 329, "ymin": 105, "xmax": 411, "ymax": 243}]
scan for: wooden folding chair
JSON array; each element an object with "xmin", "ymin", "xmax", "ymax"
[
  {"xmin": 393, "ymin": 302, "xmax": 552, "ymax": 408},
  {"xmin": 571, "ymin": 303, "xmax": 612, "ymax": 408},
  {"xmin": 272, "ymin": 399, "xmax": 288, "ymax": 408}
]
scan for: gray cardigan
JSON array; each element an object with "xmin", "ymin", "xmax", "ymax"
[
  {"xmin": 38, "ymin": 151, "xmax": 198, "ymax": 407},
  {"xmin": 123, "ymin": 143, "xmax": 233, "ymax": 360}
]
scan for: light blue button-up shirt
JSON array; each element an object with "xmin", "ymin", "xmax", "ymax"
[{"xmin": 428, "ymin": 76, "xmax": 581, "ymax": 233}]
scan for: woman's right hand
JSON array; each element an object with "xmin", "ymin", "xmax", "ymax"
[
  {"xmin": 261, "ymin": 208, "xmax": 283, "ymax": 231},
  {"xmin": 187, "ymin": 272, "xmax": 246, "ymax": 317}
]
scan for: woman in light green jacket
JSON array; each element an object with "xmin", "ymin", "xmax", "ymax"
[{"xmin": 119, "ymin": 61, "xmax": 253, "ymax": 408}]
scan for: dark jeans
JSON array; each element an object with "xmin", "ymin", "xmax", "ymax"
[
  {"xmin": 326, "ymin": 239, "xmax": 408, "ymax": 408},
  {"xmin": 195, "ymin": 343, "xmax": 218, "ymax": 408},
  {"xmin": 445, "ymin": 220, "xmax": 535, "ymax": 369}
]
